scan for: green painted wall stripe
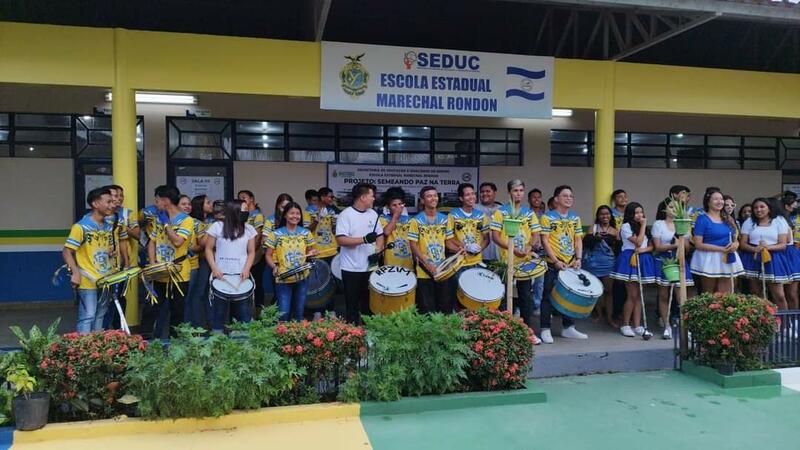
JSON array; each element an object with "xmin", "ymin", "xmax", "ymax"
[{"xmin": 0, "ymin": 230, "xmax": 69, "ymax": 238}]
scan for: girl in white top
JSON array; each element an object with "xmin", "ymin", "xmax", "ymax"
[
  {"xmin": 611, "ymin": 202, "xmax": 657, "ymax": 337},
  {"xmin": 204, "ymin": 200, "xmax": 258, "ymax": 332},
  {"xmin": 650, "ymin": 207, "xmax": 694, "ymax": 340},
  {"xmin": 738, "ymin": 198, "xmax": 790, "ymax": 310}
]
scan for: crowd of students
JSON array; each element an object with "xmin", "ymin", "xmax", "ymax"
[{"xmin": 62, "ymin": 180, "xmax": 797, "ymax": 345}]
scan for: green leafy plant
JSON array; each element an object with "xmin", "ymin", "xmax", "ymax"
[
  {"xmin": 125, "ymin": 322, "xmax": 299, "ymax": 419},
  {"xmin": 664, "ymin": 197, "xmax": 688, "ymax": 220},
  {"xmin": 8, "ymin": 319, "xmax": 62, "ymax": 379},
  {"xmin": 461, "ymin": 309, "xmax": 534, "ymax": 390},
  {"xmin": 683, "ymin": 292, "xmax": 779, "ymax": 370},
  {"xmin": 0, "ymin": 385, "xmax": 12, "ymax": 425},
  {"xmin": 661, "ymin": 257, "xmax": 679, "ymax": 266},
  {"xmin": 39, "ymin": 330, "xmax": 146, "ymax": 421},
  {"xmin": 7, "ymin": 365, "xmax": 36, "ymax": 399},
  {"xmin": 341, "ymin": 308, "xmax": 471, "ymax": 401},
  {"xmin": 274, "ymin": 316, "xmax": 366, "ymax": 401}
]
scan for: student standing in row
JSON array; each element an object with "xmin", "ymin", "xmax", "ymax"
[
  {"xmin": 380, "ymin": 187, "xmax": 414, "ymax": 270},
  {"xmin": 475, "ymin": 182, "xmax": 502, "ymax": 264},
  {"xmin": 449, "ymin": 183, "xmax": 489, "ymax": 272},
  {"xmin": 690, "ymin": 189, "xmax": 744, "ymax": 294},
  {"xmin": 409, "ymin": 186, "xmax": 453, "ymax": 314}
]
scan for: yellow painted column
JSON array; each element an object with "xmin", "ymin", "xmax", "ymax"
[
  {"xmin": 593, "ymin": 63, "xmax": 616, "ymax": 211},
  {"xmin": 112, "ymin": 28, "xmax": 140, "ymax": 326}
]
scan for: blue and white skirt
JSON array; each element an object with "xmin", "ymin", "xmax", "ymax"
[
  {"xmin": 690, "ymin": 250, "xmax": 744, "ymax": 278},
  {"xmin": 611, "ymin": 250, "xmax": 657, "ymax": 284},
  {"xmin": 654, "ymin": 253, "xmax": 695, "ymax": 287},
  {"xmin": 785, "ymin": 245, "xmax": 800, "ymax": 282},
  {"xmin": 740, "ymin": 250, "xmax": 792, "ymax": 283}
]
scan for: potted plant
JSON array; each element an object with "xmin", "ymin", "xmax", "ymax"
[
  {"xmin": 665, "ymin": 198, "xmax": 692, "ymax": 236},
  {"xmin": 502, "ymin": 198, "xmax": 523, "ymax": 237},
  {"xmin": 661, "ymin": 256, "xmax": 680, "ymax": 283},
  {"xmin": 7, "ymin": 364, "xmax": 49, "ymax": 431}
]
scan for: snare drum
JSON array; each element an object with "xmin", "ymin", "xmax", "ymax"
[
  {"xmin": 96, "ymin": 267, "xmax": 142, "ymax": 288},
  {"xmin": 369, "ymin": 266, "xmax": 417, "ymax": 315},
  {"xmin": 209, "ymin": 274, "xmax": 255, "ymax": 302},
  {"xmin": 434, "ymin": 252, "xmax": 464, "ymax": 282},
  {"xmin": 551, "ymin": 268, "xmax": 603, "ymax": 318},
  {"xmin": 457, "ymin": 267, "xmax": 504, "ymax": 310},
  {"xmin": 330, "ymin": 254, "xmax": 342, "ymax": 281},
  {"xmin": 514, "ymin": 259, "xmax": 546, "ymax": 280},
  {"xmin": 277, "ymin": 262, "xmax": 314, "ymax": 282},
  {"xmin": 141, "ymin": 262, "xmax": 178, "ymax": 281},
  {"xmin": 305, "ymin": 260, "xmax": 335, "ymax": 310}
]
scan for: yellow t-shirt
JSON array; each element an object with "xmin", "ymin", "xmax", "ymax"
[
  {"xmin": 490, "ymin": 205, "xmax": 540, "ymax": 266},
  {"xmin": 139, "ymin": 205, "xmax": 158, "ymax": 247},
  {"xmin": 379, "ymin": 214, "xmax": 414, "ymax": 270},
  {"xmin": 539, "ymin": 210, "xmax": 584, "ymax": 264},
  {"xmin": 246, "ymin": 209, "xmax": 265, "ymax": 232},
  {"xmin": 450, "ymin": 207, "xmax": 489, "ymax": 267},
  {"xmin": 149, "ymin": 212, "xmax": 195, "ymax": 282},
  {"xmin": 104, "ymin": 210, "xmax": 130, "ymax": 271},
  {"xmin": 65, "ymin": 215, "xmax": 118, "ymax": 290},
  {"xmin": 265, "ymin": 226, "xmax": 315, "ymax": 284},
  {"xmin": 408, "ymin": 212, "xmax": 453, "ymax": 279},
  {"xmin": 611, "ymin": 209, "xmax": 624, "ymax": 229},
  {"xmin": 261, "ymin": 214, "xmax": 279, "ymax": 248},
  {"xmin": 314, "ymin": 206, "xmax": 339, "ymax": 258},
  {"xmin": 188, "ymin": 217, "xmax": 214, "ymax": 270}
]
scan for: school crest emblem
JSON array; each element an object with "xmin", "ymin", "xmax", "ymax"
[{"xmin": 340, "ymin": 53, "xmax": 369, "ymax": 99}]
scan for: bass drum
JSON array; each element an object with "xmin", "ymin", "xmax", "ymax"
[
  {"xmin": 457, "ymin": 268, "xmax": 504, "ymax": 310},
  {"xmin": 305, "ymin": 260, "xmax": 335, "ymax": 310},
  {"xmin": 551, "ymin": 268, "xmax": 603, "ymax": 318},
  {"xmin": 369, "ymin": 266, "xmax": 416, "ymax": 315}
]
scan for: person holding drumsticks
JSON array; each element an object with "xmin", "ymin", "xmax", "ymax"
[
  {"xmin": 205, "ymin": 200, "xmax": 258, "ymax": 332},
  {"xmin": 380, "ymin": 187, "xmax": 414, "ymax": 271},
  {"xmin": 449, "ymin": 183, "xmax": 490, "ymax": 271},
  {"xmin": 336, "ymin": 183, "xmax": 384, "ymax": 324},
  {"xmin": 539, "ymin": 185, "xmax": 589, "ymax": 344},
  {"xmin": 63, "ymin": 186, "xmax": 119, "ymax": 333},
  {"xmin": 490, "ymin": 179, "xmax": 541, "ymax": 335},
  {"xmin": 266, "ymin": 202, "xmax": 318, "ymax": 321},
  {"xmin": 409, "ymin": 186, "xmax": 454, "ymax": 314}
]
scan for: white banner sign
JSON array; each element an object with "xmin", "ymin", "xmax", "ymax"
[
  {"xmin": 84, "ymin": 175, "xmax": 113, "ymax": 207},
  {"xmin": 321, "ymin": 41, "xmax": 554, "ymax": 119},
  {"xmin": 177, "ymin": 176, "xmax": 225, "ymax": 202},
  {"xmin": 327, "ymin": 164, "xmax": 478, "ymax": 211}
]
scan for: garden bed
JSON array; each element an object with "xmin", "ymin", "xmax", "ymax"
[{"xmin": 681, "ymin": 361, "xmax": 781, "ymax": 389}]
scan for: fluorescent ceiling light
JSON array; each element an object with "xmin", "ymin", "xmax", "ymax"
[
  {"xmin": 552, "ymin": 109, "xmax": 573, "ymax": 117},
  {"xmin": 105, "ymin": 92, "xmax": 197, "ymax": 105}
]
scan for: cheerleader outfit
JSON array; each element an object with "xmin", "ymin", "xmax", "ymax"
[
  {"xmin": 611, "ymin": 223, "xmax": 657, "ymax": 283},
  {"xmin": 739, "ymin": 218, "xmax": 792, "ymax": 283},
  {"xmin": 783, "ymin": 215, "xmax": 800, "ymax": 282},
  {"xmin": 650, "ymin": 220, "xmax": 695, "ymax": 287},
  {"xmin": 690, "ymin": 214, "xmax": 744, "ymax": 278}
]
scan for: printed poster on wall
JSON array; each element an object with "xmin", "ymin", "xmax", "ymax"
[
  {"xmin": 84, "ymin": 174, "xmax": 113, "ymax": 207},
  {"xmin": 327, "ymin": 164, "xmax": 478, "ymax": 212},
  {"xmin": 177, "ymin": 176, "xmax": 225, "ymax": 202},
  {"xmin": 321, "ymin": 41, "xmax": 554, "ymax": 119}
]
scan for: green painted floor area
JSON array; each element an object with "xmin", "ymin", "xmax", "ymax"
[{"xmin": 362, "ymin": 371, "xmax": 800, "ymax": 450}]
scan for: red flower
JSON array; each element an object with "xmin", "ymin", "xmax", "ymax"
[
  {"xmin": 326, "ymin": 331, "xmax": 336, "ymax": 341},
  {"xmin": 708, "ymin": 303, "xmax": 722, "ymax": 310},
  {"xmin": 295, "ymin": 345, "xmax": 304, "ymax": 354},
  {"xmin": 721, "ymin": 338, "xmax": 731, "ymax": 347},
  {"xmin": 282, "ymin": 344, "xmax": 294, "ymax": 354},
  {"xmin": 707, "ymin": 339, "xmax": 717, "ymax": 345},
  {"xmin": 742, "ymin": 333, "xmax": 750, "ymax": 342},
  {"xmin": 275, "ymin": 324, "xmax": 288, "ymax": 334},
  {"xmin": 312, "ymin": 338, "xmax": 323, "ymax": 348},
  {"xmin": 90, "ymin": 351, "xmax": 101, "ymax": 359}
]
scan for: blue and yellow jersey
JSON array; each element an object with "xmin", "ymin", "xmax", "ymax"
[
  {"xmin": 379, "ymin": 214, "xmax": 413, "ymax": 270},
  {"xmin": 539, "ymin": 210, "xmax": 583, "ymax": 264},
  {"xmin": 408, "ymin": 212, "xmax": 453, "ymax": 279},
  {"xmin": 262, "ymin": 214, "xmax": 279, "ymax": 248},
  {"xmin": 139, "ymin": 204, "xmax": 158, "ymax": 246},
  {"xmin": 187, "ymin": 216, "xmax": 214, "ymax": 270},
  {"xmin": 314, "ymin": 205, "xmax": 339, "ymax": 258},
  {"xmin": 450, "ymin": 207, "xmax": 489, "ymax": 267},
  {"xmin": 611, "ymin": 208, "xmax": 624, "ymax": 229},
  {"xmin": 65, "ymin": 215, "xmax": 118, "ymax": 290},
  {"xmin": 491, "ymin": 205, "xmax": 540, "ymax": 265},
  {"xmin": 149, "ymin": 212, "xmax": 194, "ymax": 282},
  {"xmin": 265, "ymin": 226, "xmax": 315, "ymax": 284},
  {"xmin": 103, "ymin": 210, "xmax": 130, "ymax": 270},
  {"xmin": 305, "ymin": 205, "xmax": 319, "ymax": 228},
  {"xmin": 791, "ymin": 214, "xmax": 800, "ymax": 244},
  {"xmin": 246, "ymin": 209, "xmax": 265, "ymax": 232}
]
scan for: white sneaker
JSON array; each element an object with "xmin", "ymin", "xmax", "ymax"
[
  {"xmin": 561, "ymin": 326, "xmax": 588, "ymax": 340},
  {"xmin": 532, "ymin": 333, "xmax": 541, "ymax": 346},
  {"xmin": 662, "ymin": 327, "xmax": 672, "ymax": 340},
  {"xmin": 540, "ymin": 328, "xmax": 554, "ymax": 344},
  {"xmin": 620, "ymin": 326, "xmax": 635, "ymax": 337},
  {"xmin": 634, "ymin": 326, "xmax": 645, "ymax": 336}
]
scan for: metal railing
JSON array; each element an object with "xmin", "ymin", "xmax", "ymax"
[{"xmin": 675, "ymin": 309, "xmax": 800, "ymax": 370}]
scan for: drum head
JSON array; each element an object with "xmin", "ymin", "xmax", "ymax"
[
  {"xmin": 369, "ymin": 266, "xmax": 417, "ymax": 294},
  {"xmin": 307, "ymin": 260, "xmax": 332, "ymax": 295},
  {"xmin": 458, "ymin": 268, "xmax": 503, "ymax": 302},
  {"xmin": 331, "ymin": 255, "xmax": 342, "ymax": 280},
  {"xmin": 557, "ymin": 269, "xmax": 603, "ymax": 297},
  {"xmin": 211, "ymin": 274, "xmax": 255, "ymax": 295}
]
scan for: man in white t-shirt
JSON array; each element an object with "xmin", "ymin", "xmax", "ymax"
[{"xmin": 336, "ymin": 183, "xmax": 384, "ymax": 324}]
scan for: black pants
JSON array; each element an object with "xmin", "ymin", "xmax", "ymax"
[
  {"xmin": 342, "ymin": 270, "xmax": 370, "ymax": 324},
  {"xmin": 251, "ymin": 258, "xmax": 267, "ymax": 309},
  {"xmin": 141, "ymin": 281, "xmax": 188, "ymax": 339},
  {"xmin": 417, "ymin": 278, "xmax": 453, "ymax": 314},
  {"xmin": 514, "ymin": 279, "xmax": 534, "ymax": 329},
  {"xmin": 540, "ymin": 264, "xmax": 574, "ymax": 330}
]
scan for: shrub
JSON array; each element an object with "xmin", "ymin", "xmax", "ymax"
[
  {"xmin": 0, "ymin": 386, "xmax": 11, "ymax": 425},
  {"xmin": 340, "ymin": 308, "xmax": 471, "ymax": 401},
  {"xmin": 125, "ymin": 320, "xmax": 300, "ymax": 419},
  {"xmin": 274, "ymin": 317, "xmax": 366, "ymax": 400},
  {"xmin": 3, "ymin": 320, "xmax": 62, "ymax": 380},
  {"xmin": 461, "ymin": 309, "xmax": 534, "ymax": 390},
  {"xmin": 683, "ymin": 292, "xmax": 779, "ymax": 371},
  {"xmin": 39, "ymin": 330, "xmax": 146, "ymax": 420}
]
